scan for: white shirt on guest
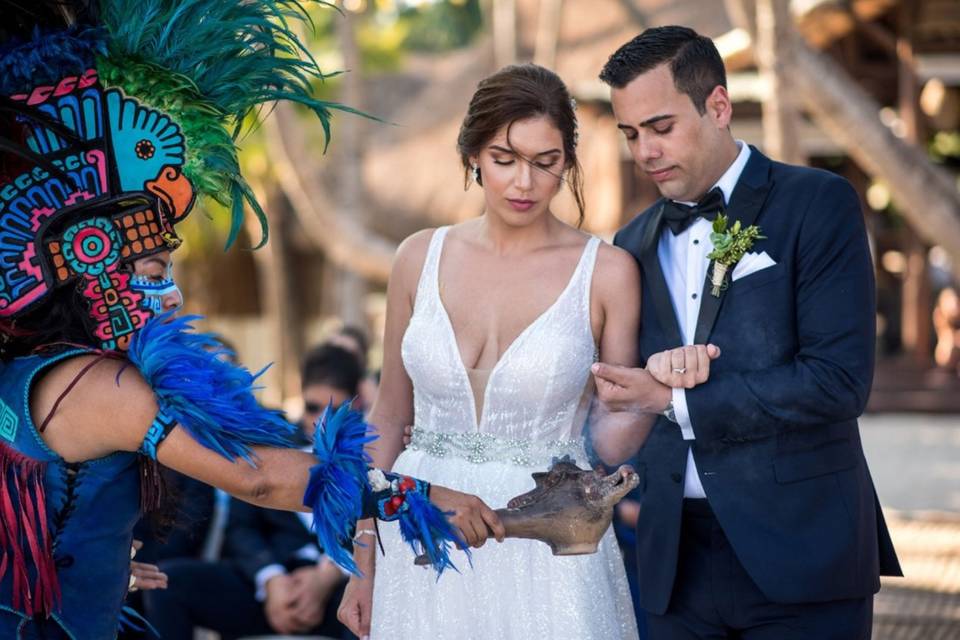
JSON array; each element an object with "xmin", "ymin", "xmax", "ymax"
[{"xmin": 657, "ymin": 140, "xmax": 751, "ymax": 499}]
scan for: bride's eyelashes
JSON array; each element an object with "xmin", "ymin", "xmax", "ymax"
[{"xmin": 491, "ymin": 156, "xmax": 559, "ymax": 170}]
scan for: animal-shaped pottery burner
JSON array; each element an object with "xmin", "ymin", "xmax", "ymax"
[{"xmin": 416, "ymin": 457, "xmax": 639, "ymax": 564}]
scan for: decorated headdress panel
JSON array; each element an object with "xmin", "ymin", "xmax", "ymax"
[{"xmin": 0, "ymin": 0, "xmax": 344, "ymax": 350}]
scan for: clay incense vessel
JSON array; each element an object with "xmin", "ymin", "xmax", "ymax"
[
  {"xmin": 414, "ymin": 456, "xmax": 639, "ymax": 565},
  {"xmin": 495, "ymin": 456, "xmax": 639, "ymax": 555}
]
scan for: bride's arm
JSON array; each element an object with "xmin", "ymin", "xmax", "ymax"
[{"xmin": 588, "ymin": 244, "xmax": 662, "ymax": 465}]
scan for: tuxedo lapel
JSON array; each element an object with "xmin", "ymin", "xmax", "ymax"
[
  {"xmin": 639, "ymin": 202, "xmax": 684, "ymax": 347},
  {"xmin": 693, "ymin": 148, "xmax": 774, "ymax": 345}
]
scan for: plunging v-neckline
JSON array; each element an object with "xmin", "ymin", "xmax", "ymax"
[{"xmin": 434, "ymin": 229, "xmax": 593, "ymax": 432}]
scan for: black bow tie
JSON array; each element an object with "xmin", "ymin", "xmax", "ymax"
[{"xmin": 662, "ymin": 187, "xmax": 725, "ymax": 235}]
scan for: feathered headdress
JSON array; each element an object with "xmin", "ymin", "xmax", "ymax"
[{"xmin": 0, "ymin": 0, "xmax": 350, "ymax": 350}]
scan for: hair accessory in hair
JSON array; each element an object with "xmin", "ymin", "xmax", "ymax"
[{"xmin": 569, "ymin": 97, "xmax": 580, "ymax": 149}]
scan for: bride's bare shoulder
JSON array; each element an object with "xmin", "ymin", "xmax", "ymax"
[
  {"xmin": 390, "ymin": 228, "xmax": 441, "ymax": 294},
  {"xmin": 593, "ymin": 240, "xmax": 640, "ymax": 294}
]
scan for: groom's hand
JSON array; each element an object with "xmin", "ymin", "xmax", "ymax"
[
  {"xmin": 430, "ymin": 486, "xmax": 506, "ymax": 547},
  {"xmin": 646, "ymin": 344, "xmax": 721, "ymax": 389},
  {"xmin": 591, "ymin": 364, "xmax": 671, "ymax": 414}
]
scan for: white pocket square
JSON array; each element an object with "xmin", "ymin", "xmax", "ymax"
[{"xmin": 732, "ymin": 251, "xmax": 777, "ymax": 281}]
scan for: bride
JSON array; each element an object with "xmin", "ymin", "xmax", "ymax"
[{"xmin": 338, "ymin": 64, "xmax": 659, "ymax": 640}]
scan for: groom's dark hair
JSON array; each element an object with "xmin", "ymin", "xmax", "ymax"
[{"xmin": 599, "ymin": 26, "xmax": 726, "ymax": 116}]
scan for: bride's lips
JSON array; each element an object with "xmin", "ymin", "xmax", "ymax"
[
  {"xmin": 647, "ymin": 166, "xmax": 676, "ymax": 182},
  {"xmin": 507, "ymin": 198, "xmax": 536, "ymax": 212}
]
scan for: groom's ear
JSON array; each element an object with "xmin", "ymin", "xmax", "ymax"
[{"xmin": 705, "ymin": 85, "xmax": 733, "ymax": 129}]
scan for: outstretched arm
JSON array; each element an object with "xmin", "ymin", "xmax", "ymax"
[{"xmin": 32, "ymin": 353, "xmax": 322, "ymax": 511}]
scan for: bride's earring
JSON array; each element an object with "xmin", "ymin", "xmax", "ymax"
[{"xmin": 471, "ymin": 163, "xmax": 481, "ymax": 185}]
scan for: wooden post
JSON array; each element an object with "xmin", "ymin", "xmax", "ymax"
[
  {"xmin": 902, "ymin": 235, "xmax": 932, "ymax": 366},
  {"xmin": 755, "ymin": 0, "xmax": 806, "ymax": 165},
  {"xmin": 896, "ymin": 2, "xmax": 932, "ymax": 365}
]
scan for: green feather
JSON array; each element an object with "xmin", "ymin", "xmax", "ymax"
[{"xmin": 97, "ymin": 0, "xmax": 347, "ymax": 249}]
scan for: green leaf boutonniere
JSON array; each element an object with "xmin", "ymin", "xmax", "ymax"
[{"xmin": 706, "ymin": 214, "xmax": 765, "ymax": 297}]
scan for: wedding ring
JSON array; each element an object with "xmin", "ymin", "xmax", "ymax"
[{"xmin": 672, "ymin": 367, "xmax": 687, "ymax": 374}]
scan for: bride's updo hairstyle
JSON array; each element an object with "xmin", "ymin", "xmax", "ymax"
[{"xmin": 457, "ymin": 63, "xmax": 586, "ymax": 227}]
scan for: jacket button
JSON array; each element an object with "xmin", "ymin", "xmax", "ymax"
[{"xmin": 671, "ymin": 472, "xmax": 682, "ymax": 483}]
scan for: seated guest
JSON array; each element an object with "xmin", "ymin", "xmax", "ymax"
[{"xmin": 144, "ymin": 345, "xmax": 362, "ymax": 639}]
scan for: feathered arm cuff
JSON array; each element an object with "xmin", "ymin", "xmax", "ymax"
[
  {"xmin": 127, "ymin": 314, "xmax": 296, "ymax": 464},
  {"xmin": 303, "ymin": 403, "xmax": 467, "ymax": 577}
]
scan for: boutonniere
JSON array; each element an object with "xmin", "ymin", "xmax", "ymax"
[{"xmin": 706, "ymin": 214, "xmax": 764, "ymax": 297}]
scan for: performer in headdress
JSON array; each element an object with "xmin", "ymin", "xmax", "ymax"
[{"xmin": 0, "ymin": 2, "xmax": 502, "ymax": 637}]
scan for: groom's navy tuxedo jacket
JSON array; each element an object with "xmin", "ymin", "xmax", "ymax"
[{"xmin": 615, "ymin": 147, "xmax": 901, "ymax": 615}]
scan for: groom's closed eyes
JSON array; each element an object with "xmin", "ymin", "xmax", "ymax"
[{"xmin": 617, "ymin": 114, "xmax": 676, "ymax": 139}]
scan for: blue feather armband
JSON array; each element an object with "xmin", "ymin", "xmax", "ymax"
[
  {"xmin": 303, "ymin": 403, "xmax": 468, "ymax": 577},
  {"xmin": 127, "ymin": 314, "xmax": 296, "ymax": 464},
  {"xmin": 303, "ymin": 403, "xmax": 375, "ymax": 575}
]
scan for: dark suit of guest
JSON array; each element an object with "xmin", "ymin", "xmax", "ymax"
[
  {"xmin": 615, "ymin": 146, "xmax": 901, "ymax": 638},
  {"xmin": 144, "ymin": 499, "xmax": 352, "ymax": 640},
  {"xmin": 223, "ymin": 500, "xmax": 321, "ymax": 586}
]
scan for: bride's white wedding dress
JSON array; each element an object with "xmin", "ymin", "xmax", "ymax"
[{"xmin": 370, "ymin": 227, "xmax": 639, "ymax": 640}]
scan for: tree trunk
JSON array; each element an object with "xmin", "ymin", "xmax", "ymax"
[{"xmin": 754, "ymin": 0, "xmax": 805, "ymax": 165}]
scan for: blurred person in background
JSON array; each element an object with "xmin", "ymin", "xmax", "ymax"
[
  {"xmin": 934, "ymin": 286, "xmax": 960, "ymax": 375},
  {"xmin": 324, "ymin": 324, "xmax": 379, "ymax": 411}
]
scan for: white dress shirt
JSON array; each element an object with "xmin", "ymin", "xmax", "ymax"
[{"xmin": 657, "ymin": 141, "xmax": 751, "ymax": 499}]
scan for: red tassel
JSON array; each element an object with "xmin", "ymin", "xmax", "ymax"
[{"xmin": 0, "ymin": 442, "xmax": 61, "ymax": 617}]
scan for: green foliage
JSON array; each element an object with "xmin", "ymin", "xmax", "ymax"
[
  {"xmin": 708, "ymin": 214, "xmax": 764, "ymax": 267},
  {"xmin": 930, "ymin": 131, "xmax": 960, "ymax": 165},
  {"xmin": 399, "ymin": 0, "xmax": 483, "ymax": 52}
]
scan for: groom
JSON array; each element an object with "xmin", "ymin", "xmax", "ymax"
[{"xmin": 591, "ymin": 26, "xmax": 901, "ymax": 638}]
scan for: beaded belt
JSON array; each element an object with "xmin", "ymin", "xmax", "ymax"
[{"xmin": 409, "ymin": 427, "xmax": 586, "ymax": 467}]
